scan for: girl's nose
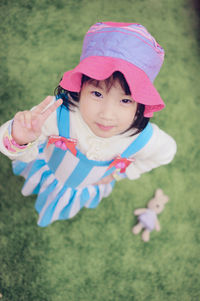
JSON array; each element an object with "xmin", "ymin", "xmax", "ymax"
[{"xmin": 99, "ymin": 101, "xmax": 115, "ymax": 121}]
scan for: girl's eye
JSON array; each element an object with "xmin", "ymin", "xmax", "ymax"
[
  {"xmin": 91, "ymin": 91, "xmax": 103, "ymax": 98},
  {"xmin": 121, "ymin": 98, "xmax": 133, "ymax": 104}
]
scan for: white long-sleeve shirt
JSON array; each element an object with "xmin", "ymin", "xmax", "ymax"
[{"xmin": 0, "ymin": 104, "xmax": 177, "ymax": 180}]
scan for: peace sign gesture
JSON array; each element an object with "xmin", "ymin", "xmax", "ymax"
[{"xmin": 12, "ymin": 96, "xmax": 63, "ymax": 145}]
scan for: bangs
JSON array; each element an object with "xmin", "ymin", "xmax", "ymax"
[{"xmin": 81, "ymin": 71, "xmax": 131, "ymax": 95}]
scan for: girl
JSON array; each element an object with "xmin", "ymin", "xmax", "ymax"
[{"xmin": 0, "ymin": 22, "xmax": 176, "ymax": 227}]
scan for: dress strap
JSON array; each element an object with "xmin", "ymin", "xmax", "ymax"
[
  {"xmin": 56, "ymin": 95, "xmax": 70, "ymax": 138},
  {"xmin": 121, "ymin": 123, "xmax": 153, "ymax": 158},
  {"xmin": 100, "ymin": 123, "xmax": 154, "ymax": 179}
]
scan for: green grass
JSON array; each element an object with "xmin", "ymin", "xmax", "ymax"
[{"xmin": 0, "ymin": 0, "xmax": 200, "ymax": 300}]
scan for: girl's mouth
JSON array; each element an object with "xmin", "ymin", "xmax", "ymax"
[{"xmin": 96, "ymin": 123, "xmax": 114, "ymax": 131}]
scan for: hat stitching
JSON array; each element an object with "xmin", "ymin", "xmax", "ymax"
[
  {"xmin": 87, "ymin": 24, "xmax": 164, "ymax": 55},
  {"xmin": 85, "ymin": 31, "xmax": 164, "ymax": 59}
]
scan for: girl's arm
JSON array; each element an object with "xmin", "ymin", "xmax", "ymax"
[
  {"xmin": 0, "ymin": 96, "xmax": 62, "ymax": 162},
  {"xmin": 125, "ymin": 123, "xmax": 177, "ymax": 180}
]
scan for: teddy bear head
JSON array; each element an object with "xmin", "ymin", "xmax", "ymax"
[{"xmin": 147, "ymin": 189, "xmax": 169, "ymax": 214}]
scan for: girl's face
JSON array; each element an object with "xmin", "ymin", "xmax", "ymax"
[{"xmin": 79, "ymin": 79, "xmax": 137, "ymax": 138}]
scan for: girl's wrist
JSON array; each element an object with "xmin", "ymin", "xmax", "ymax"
[{"xmin": 3, "ymin": 120, "xmax": 32, "ymax": 153}]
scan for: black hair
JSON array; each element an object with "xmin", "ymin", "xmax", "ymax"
[{"xmin": 54, "ymin": 71, "xmax": 150, "ymax": 136}]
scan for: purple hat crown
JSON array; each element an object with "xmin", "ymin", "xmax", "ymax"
[{"xmin": 80, "ymin": 22, "xmax": 165, "ymax": 82}]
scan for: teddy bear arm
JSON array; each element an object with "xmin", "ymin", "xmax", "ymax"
[{"xmin": 134, "ymin": 208, "xmax": 147, "ymax": 215}]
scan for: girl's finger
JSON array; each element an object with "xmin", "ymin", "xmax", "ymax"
[
  {"xmin": 14, "ymin": 112, "xmax": 26, "ymax": 127},
  {"xmin": 41, "ymin": 98, "xmax": 63, "ymax": 121},
  {"xmin": 24, "ymin": 111, "xmax": 32, "ymax": 129},
  {"xmin": 18, "ymin": 112, "xmax": 26, "ymax": 127},
  {"xmin": 33, "ymin": 96, "xmax": 53, "ymax": 114}
]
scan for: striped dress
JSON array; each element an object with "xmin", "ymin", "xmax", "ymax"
[{"xmin": 12, "ymin": 104, "xmax": 153, "ymax": 227}]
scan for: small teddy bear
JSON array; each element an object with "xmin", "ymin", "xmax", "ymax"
[{"xmin": 132, "ymin": 189, "xmax": 169, "ymax": 242}]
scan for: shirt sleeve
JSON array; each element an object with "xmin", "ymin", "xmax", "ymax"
[
  {"xmin": 0, "ymin": 100, "xmax": 58, "ymax": 162},
  {"xmin": 125, "ymin": 123, "xmax": 177, "ymax": 180}
]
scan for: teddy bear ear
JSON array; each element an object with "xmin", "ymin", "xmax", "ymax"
[
  {"xmin": 155, "ymin": 188, "xmax": 164, "ymax": 198},
  {"xmin": 155, "ymin": 189, "xmax": 169, "ymax": 203}
]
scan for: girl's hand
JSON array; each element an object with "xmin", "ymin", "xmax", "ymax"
[
  {"xmin": 94, "ymin": 174, "xmax": 115, "ymax": 185},
  {"xmin": 12, "ymin": 96, "xmax": 63, "ymax": 145}
]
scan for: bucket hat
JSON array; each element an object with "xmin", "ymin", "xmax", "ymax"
[{"xmin": 59, "ymin": 22, "xmax": 165, "ymax": 117}]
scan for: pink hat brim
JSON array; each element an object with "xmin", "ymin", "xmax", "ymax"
[{"xmin": 59, "ymin": 56, "xmax": 165, "ymax": 117}]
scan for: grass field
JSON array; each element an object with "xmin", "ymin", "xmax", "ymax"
[{"xmin": 0, "ymin": 0, "xmax": 200, "ymax": 300}]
